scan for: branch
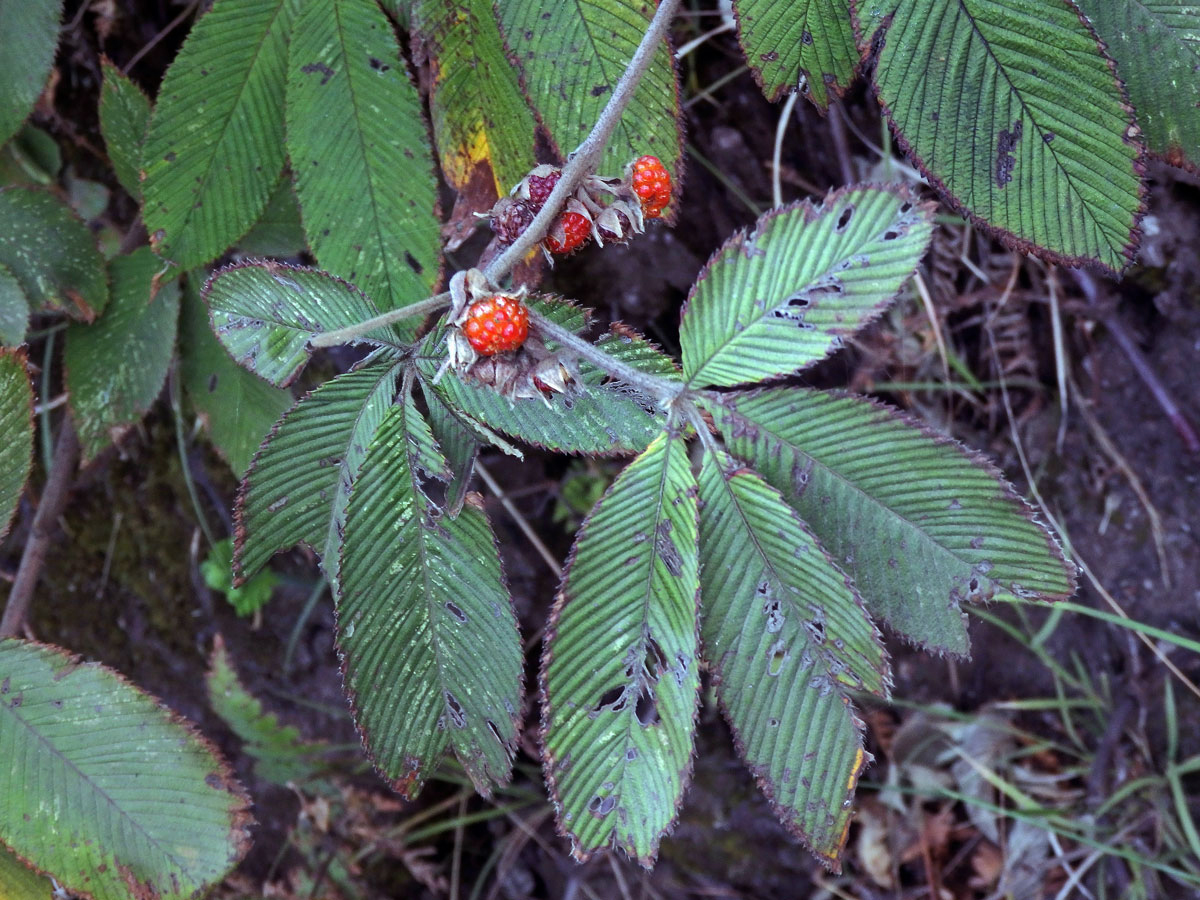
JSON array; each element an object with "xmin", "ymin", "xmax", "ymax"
[
  {"xmin": 1, "ymin": 417, "xmax": 80, "ymax": 638},
  {"xmin": 308, "ymin": 0, "xmax": 683, "ymax": 350}
]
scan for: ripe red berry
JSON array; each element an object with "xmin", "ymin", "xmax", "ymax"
[
  {"xmin": 544, "ymin": 211, "xmax": 591, "ymax": 255},
  {"xmin": 491, "ymin": 198, "xmax": 535, "ymax": 244},
  {"xmin": 631, "ymin": 155, "xmax": 671, "ymax": 218},
  {"xmin": 526, "ymin": 169, "xmax": 562, "ymax": 209},
  {"xmin": 462, "ymin": 295, "xmax": 529, "ymax": 356}
]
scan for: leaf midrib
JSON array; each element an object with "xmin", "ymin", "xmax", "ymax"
[
  {"xmin": 0, "ymin": 679, "xmax": 200, "ymax": 882},
  {"xmin": 165, "ymin": 0, "xmax": 288, "ymax": 254},
  {"xmin": 720, "ymin": 398, "xmax": 988, "ymax": 580}
]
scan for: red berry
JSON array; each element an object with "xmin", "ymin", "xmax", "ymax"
[
  {"xmin": 491, "ymin": 198, "xmax": 535, "ymax": 244},
  {"xmin": 544, "ymin": 211, "xmax": 591, "ymax": 255},
  {"xmin": 462, "ymin": 295, "xmax": 529, "ymax": 356},
  {"xmin": 631, "ymin": 155, "xmax": 671, "ymax": 218},
  {"xmin": 526, "ymin": 169, "xmax": 562, "ymax": 209}
]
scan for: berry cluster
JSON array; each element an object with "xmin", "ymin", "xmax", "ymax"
[
  {"xmin": 631, "ymin": 155, "xmax": 671, "ymax": 218},
  {"xmin": 487, "ymin": 156, "xmax": 674, "ymax": 259}
]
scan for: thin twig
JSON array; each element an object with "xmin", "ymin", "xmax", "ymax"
[
  {"xmin": 475, "ymin": 461, "xmax": 561, "ymax": 579},
  {"xmin": 771, "ymin": 92, "xmax": 800, "ymax": 208},
  {"xmin": 122, "ymin": 0, "xmax": 201, "ymax": 75},
  {"xmin": 827, "ymin": 100, "xmax": 856, "ymax": 187},
  {"xmin": 0, "ymin": 417, "xmax": 80, "ymax": 638}
]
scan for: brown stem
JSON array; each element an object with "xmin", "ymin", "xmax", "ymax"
[{"xmin": 0, "ymin": 418, "xmax": 80, "ymax": 638}]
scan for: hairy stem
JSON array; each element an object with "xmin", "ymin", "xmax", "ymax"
[{"xmin": 310, "ymin": 0, "xmax": 684, "ymax": 374}]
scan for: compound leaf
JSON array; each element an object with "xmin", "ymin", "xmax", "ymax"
[
  {"xmin": 733, "ymin": 0, "xmax": 858, "ymax": 108},
  {"xmin": 142, "ymin": 0, "xmax": 299, "ymax": 269},
  {"xmin": 697, "ymin": 449, "xmax": 886, "ymax": 866},
  {"xmin": 0, "ymin": 638, "xmax": 251, "ymax": 900},
  {"xmin": 867, "ymin": 0, "xmax": 1144, "ymax": 272},
  {"xmin": 179, "ymin": 277, "xmax": 292, "ymax": 475},
  {"xmin": 412, "ymin": 0, "xmax": 538, "ymax": 198},
  {"xmin": 338, "ymin": 393, "xmax": 522, "ymax": 798},
  {"xmin": 0, "ymin": 263, "xmax": 29, "ymax": 347},
  {"xmin": 0, "ymin": 348, "xmax": 32, "ymax": 543},
  {"xmin": 705, "ymin": 388, "xmax": 1075, "ymax": 655},
  {"xmin": 235, "ymin": 357, "xmax": 399, "ymax": 583},
  {"xmin": 64, "ymin": 248, "xmax": 180, "ymax": 463},
  {"xmin": 203, "ymin": 261, "xmax": 399, "ymax": 388},
  {"xmin": 496, "ymin": 0, "xmax": 683, "ymax": 201},
  {"xmin": 287, "ymin": 0, "xmax": 440, "ymax": 325},
  {"xmin": 0, "ymin": 186, "xmax": 108, "ymax": 321},
  {"xmin": 541, "ymin": 432, "xmax": 699, "ymax": 865},
  {"xmin": 0, "ymin": 1, "xmax": 63, "ymax": 148},
  {"xmin": 681, "ymin": 185, "xmax": 933, "ymax": 389},
  {"xmin": 1074, "ymin": 0, "xmax": 1200, "ymax": 172},
  {"xmin": 98, "ymin": 59, "xmax": 151, "ymax": 201},
  {"xmin": 418, "ymin": 300, "xmax": 675, "ymax": 455}
]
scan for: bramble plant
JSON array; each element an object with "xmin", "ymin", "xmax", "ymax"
[{"xmin": 0, "ymin": 0, "xmax": 1196, "ymax": 893}]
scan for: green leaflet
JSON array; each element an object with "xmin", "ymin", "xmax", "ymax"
[
  {"xmin": 286, "ymin": 0, "xmax": 440, "ymax": 324},
  {"xmin": 0, "ymin": 348, "xmax": 32, "ymax": 543},
  {"xmin": 705, "ymin": 388, "xmax": 1075, "ymax": 655},
  {"xmin": 541, "ymin": 432, "xmax": 700, "ymax": 865},
  {"xmin": 142, "ymin": 0, "xmax": 299, "ymax": 269},
  {"xmin": 0, "ymin": 1, "xmax": 63, "ymax": 148},
  {"xmin": 420, "ymin": 380, "xmax": 481, "ymax": 516},
  {"xmin": 204, "ymin": 261, "xmax": 399, "ymax": 388},
  {"xmin": 412, "ymin": 0, "xmax": 538, "ymax": 198},
  {"xmin": 237, "ymin": 175, "xmax": 308, "ymax": 258},
  {"xmin": 207, "ymin": 636, "xmax": 325, "ymax": 784},
  {"xmin": 0, "ymin": 186, "xmax": 108, "ymax": 320},
  {"xmin": 733, "ymin": 0, "xmax": 858, "ymax": 108},
  {"xmin": 496, "ymin": 0, "xmax": 683, "ymax": 192},
  {"xmin": 179, "ymin": 278, "xmax": 292, "ymax": 475},
  {"xmin": 681, "ymin": 185, "xmax": 934, "ymax": 388},
  {"xmin": 0, "ymin": 638, "xmax": 250, "ymax": 900},
  {"xmin": 417, "ymin": 300, "xmax": 675, "ymax": 456},
  {"xmin": 0, "ymin": 263, "xmax": 29, "ymax": 347},
  {"xmin": 338, "ymin": 394, "xmax": 523, "ymax": 798},
  {"xmin": 1075, "ymin": 0, "xmax": 1200, "ymax": 172},
  {"xmin": 867, "ymin": 0, "xmax": 1144, "ymax": 272},
  {"xmin": 697, "ymin": 450, "xmax": 886, "ymax": 865},
  {"xmin": 64, "ymin": 248, "xmax": 181, "ymax": 463},
  {"xmin": 234, "ymin": 357, "xmax": 399, "ymax": 584},
  {"xmin": 98, "ymin": 59, "xmax": 152, "ymax": 201}
]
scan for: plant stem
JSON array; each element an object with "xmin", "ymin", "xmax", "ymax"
[
  {"xmin": 0, "ymin": 417, "xmax": 80, "ymax": 638},
  {"xmin": 530, "ymin": 310, "xmax": 684, "ymax": 403},
  {"xmin": 483, "ymin": 0, "xmax": 685, "ymax": 283},
  {"xmin": 309, "ymin": 291, "xmax": 451, "ymax": 349}
]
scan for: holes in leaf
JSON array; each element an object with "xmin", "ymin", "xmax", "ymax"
[
  {"xmin": 587, "ymin": 794, "xmax": 617, "ymax": 818},
  {"xmin": 445, "ymin": 601, "xmax": 467, "ymax": 623},
  {"xmin": 591, "ymin": 685, "xmax": 627, "ymax": 718},
  {"xmin": 805, "ymin": 618, "xmax": 826, "ymax": 644},
  {"xmin": 655, "ymin": 521, "xmax": 683, "ymax": 576},
  {"xmin": 761, "ymin": 584, "xmax": 784, "ymax": 634},
  {"xmin": 767, "ymin": 640, "xmax": 788, "ymax": 677},
  {"xmin": 644, "ymin": 636, "xmax": 668, "ymax": 678},
  {"xmin": 444, "ymin": 690, "xmax": 466, "ymax": 728},
  {"xmin": 835, "ymin": 205, "xmax": 854, "ymax": 232},
  {"xmin": 635, "ymin": 685, "xmax": 660, "ymax": 726},
  {"xmin": 883, "ymin": 230, "xmax": 899, "ymax": 241},
  {"xmin": 899, "ymin": 201, "xmax": 913, "ymax": 214}
]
